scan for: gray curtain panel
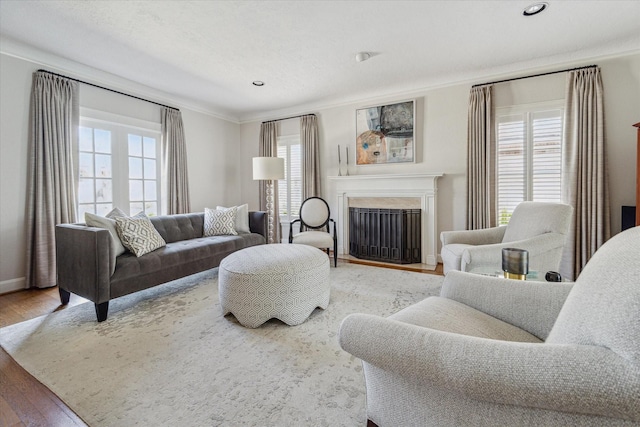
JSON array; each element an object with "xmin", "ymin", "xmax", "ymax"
[
  {"xmin": 26, "ymin": 71, "xmax": 79, "ymax": 289},
  {"xmin": 300, "ymin": 115, "xmax": 321, "ymax": 199},
  {"xmin": 161, "ymin": 108, "xmax": 191, "ymax": 214},
  {"xmin": 561, "ymin": 67, "xmax": 610, "ymax": 280},
  {"xmin": 466, "ymin": 85, "xmax": 496, "ymax": 230},
  {"xmin": 258, "ymin": 121, "xmax": 280, "ymax": 243}
]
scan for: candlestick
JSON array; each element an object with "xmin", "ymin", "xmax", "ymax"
[
  {"xmin": 338, "ymin": 145, "xmax": 342, "ymax": 176},
  {"xmin": 346, "ymin": 146, "xmax": 350, "ymax": 176}
]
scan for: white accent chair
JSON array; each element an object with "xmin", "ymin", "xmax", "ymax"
[
  {"xmin": 289, "ymin": 197, "xmax": 337, "ymax": 267},
  {"xmin": 339, "ymin": 226, "xmax": 640, "ymax": 426},
  {"xmin": 440, "ymin": 201, "xmax": 573, "ymax": 275}
]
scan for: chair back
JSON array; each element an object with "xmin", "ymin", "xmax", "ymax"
[
  {"xmin": 299, "ymin": 197, "xmax": 330, "ymax": 231},
  {"xmin": 502, "ymin": 201, "xmax": 572, "ymax": 243},
  {"xmin": 547, "ymin": 226, "xmax": 640, "ymax": 363}
]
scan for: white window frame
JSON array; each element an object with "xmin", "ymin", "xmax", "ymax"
[
  {"xmin": 79, "ymin": 108, "xmax": 163, "ymax": 217},
  {"xmin": 495, "ymin": 100, "xmax": 564, "ymax": 225}
]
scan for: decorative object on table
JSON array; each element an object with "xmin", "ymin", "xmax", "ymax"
[
  {"xmin": 502, "ymin": 247, "xmax": 529, "ymax": 280},
  {"xmin": 355, "ymin": 99, "xmax": 415, "ymax": 165},
  {"xmin": 545, "ymin": 271, "xmax": 562, "ymax": 282},
  {"xmin": 345, "ymin": 146, "xmax": 350, "ymax": 175},
  {"xmin": 253, "ymin": 156, "xmax": 284, "ymax": 244},
  {"xmin": 337, "ymin": 144, "xmax": 342, "ymax": 176}
]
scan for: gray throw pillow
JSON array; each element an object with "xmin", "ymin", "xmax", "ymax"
[{"xmin": 85, "ymin": 210, "xmax": 127, "ymax": 257}]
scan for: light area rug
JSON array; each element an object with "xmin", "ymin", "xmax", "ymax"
[{"xmin": 0, "ymin": 263, "xmax": 443, "ymax": 427}]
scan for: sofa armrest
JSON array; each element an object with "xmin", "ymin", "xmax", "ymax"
[
  {"xmin": 440, "ymin": 271, "xmax": 573, "ymax": 340},
  {"xmin": 440, "ymin": 226, "xmax": 506, "ymax": 246},
  {"xmin": 55, "ymin": 224, "xmax": 111, "ymax": 304},
  {"xmin": 249, "ymin": 211, "xmax": 268, "ymax": 240},
  {"xmin": 339, "ymin": 313, "xmax": 640, "ymax": 422}
]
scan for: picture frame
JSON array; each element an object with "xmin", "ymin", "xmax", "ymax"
[{"xmin": 355, "ymin": 99, "xmax": 415, "ymax": 165}]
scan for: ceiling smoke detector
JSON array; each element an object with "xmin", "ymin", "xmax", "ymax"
[
  {"xmin": 252, "ymin": 81, "xmax": 265, "ymax": 87},
  {"xmin": 355, "ymin": 52, "xmax": 371, "ymax": 62},
  {"xmin": 523, "ymin": 2, "xmax": 548, "ymax": 16}
]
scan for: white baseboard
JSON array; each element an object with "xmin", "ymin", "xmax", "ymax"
[{"xmin": 0, "ymin": 277, "xmax": 26, "ymax": 295}]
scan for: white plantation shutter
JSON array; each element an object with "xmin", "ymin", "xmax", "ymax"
[
  {"xmin": 277, "ymin": 135, "xmax": 302, "ymax": 220},
  {"xmin": 496, "ymin": 104, "xmax": 563, "ymax": 225}
]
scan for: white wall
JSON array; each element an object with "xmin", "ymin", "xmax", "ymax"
[
  {"xmin": 0, "ymin": 52, "xmax": 241, "ymax": 292},
  {"xmin": 240, "ymin": 52, "xmax": 640, "ymax": 254}
]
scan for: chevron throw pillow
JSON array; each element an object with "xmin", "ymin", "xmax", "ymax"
[
  {"xmin": 204, "ymin": 207, "xmax": 238, "ymax": 236},
  {"xmin": 115, "ymin": 215, "xmax": 166, "ymax": 257}
]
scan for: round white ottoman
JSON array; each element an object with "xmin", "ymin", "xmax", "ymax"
[{"xmin": 219, "ymin": 244, "xmax": 330, "ymax": 328}]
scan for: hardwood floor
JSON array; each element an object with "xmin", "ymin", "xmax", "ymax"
[
  {"xmin": 0, "ymin": 262, "xmax": 443, "ymax": 427},
  {"xmin": 0, "ymin": 287, "xmax": 87, "ymax": 427}
]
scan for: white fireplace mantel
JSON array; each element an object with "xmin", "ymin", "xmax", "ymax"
[{"xmin": 328, "ymin": 173, "xmax": 443, "ymax": 266}]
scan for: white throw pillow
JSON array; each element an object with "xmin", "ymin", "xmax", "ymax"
[
  {"xmin": 85, "ymin": 208, "xmax": 129, "ymax": 257},
  {"xmin": 115, "ymin": 215, "xmax": 166, "ymax": 257},
  {"xmin": 217, "ymin": 204, "xmax": 250, "ymax": 233},
  {"xmin": 204, "ymin": 207, "xmax": 238, "ymax": 236}
]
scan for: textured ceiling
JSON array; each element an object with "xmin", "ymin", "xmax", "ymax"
[{"xmin": 1, "ymin": 1, "xmax": 639, "ymax": 122}]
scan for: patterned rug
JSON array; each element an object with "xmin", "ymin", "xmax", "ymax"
[{"xmin": 0, "ymin": 262, "xmax": 443, "ymax": 426}]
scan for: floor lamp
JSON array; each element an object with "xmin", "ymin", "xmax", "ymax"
[{"xmin": 253, "ymin": 157, "xmax": 285, "ymax": 244}]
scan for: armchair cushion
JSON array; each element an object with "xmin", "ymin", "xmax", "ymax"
[
  {"xmin": 388, "ymin": 296, "xmax": 541, "ymax": 343},
  {"xmin": 291, "ymin": 230, "xmax": 334, "ymax": 248}
]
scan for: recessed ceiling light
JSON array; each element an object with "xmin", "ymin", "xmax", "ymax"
[
  {"xmin": 355, "ymin": 52, "xmax": 371, "ymax": 62},
  {"xmin": 252, "ymin": 81, "xmax": 265, "ymax": 87},
  {"xmin": 523, "ymin": 2, "xmax": 548, "ymax": 16}
]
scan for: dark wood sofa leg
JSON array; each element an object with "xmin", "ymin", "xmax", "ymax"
[
  {"xmin": 95, "ymin": 302, "xmax": 109, "ymax": 322},
  {"xmin": 58, "ymin": 287, "xmax": 70, "ymax": 305}
]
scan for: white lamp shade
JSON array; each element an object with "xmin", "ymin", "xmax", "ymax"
[{"xmin": 252, "ymin": 157, "xmax": 285, "ymax": 180}]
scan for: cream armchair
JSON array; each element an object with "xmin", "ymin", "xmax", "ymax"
[
  {"xmin": 339, "ymin": 226, "xmax": 640, "ymax": 426},
  {"xmin": 440, "ymin": 201, "xmax": 573, "ymax": 275}
]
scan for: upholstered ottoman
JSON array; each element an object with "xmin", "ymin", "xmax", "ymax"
[{"xmin": 219, "ymin": 244, "xmax": 330, "ymax": 328}]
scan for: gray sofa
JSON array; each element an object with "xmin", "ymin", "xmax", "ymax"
[{"xmin": 55, "ymin": 211, "xmax": 267, "ymax": 322}]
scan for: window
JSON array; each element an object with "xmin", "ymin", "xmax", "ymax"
[
  {"xmin": 496, "ymin": 102, "xmax": 563, "ymax": 225},
  {"xmin": 277, "ymin": 135, "xmax": 302, "ymax": 223},
  {"xmin": 78, "ymin": 111, "xmax": 162, "ymax": 219}
]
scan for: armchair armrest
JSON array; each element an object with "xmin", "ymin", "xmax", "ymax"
[
  {"xmin": 55, "ymin": 224, "xmax": 111, "ymax": 304},
  {"xmin": 440, "ymin": 226, "xmax": 506, "ymax": 246},
  {"xmin": 462, "ymin": 232, "xmax": 566, "ymax": 272},
  {"xmin": 288, "ymin": 219, "xmax": 301, "ymax": 243},
  {"xmin": 249, "ymin": 211, "xmax": 268, "ymax": 240},
  {"xmin": 339, "ymin": 313, "xmax": 640, "ymax": 422},
  {"xmin": 440, "ymin": 271, "xmax": 573, "ymax": 339}
]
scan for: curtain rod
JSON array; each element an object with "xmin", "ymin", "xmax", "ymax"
[
  {"xmin": 472, "ymin": 65, "xmax": 598, "ymax": 88},
  {"xmin": 262, "ymin": 113, "xmax": 316, "ymax": 124},
  {"xmin": 37, "ymin": 69, "xmax": 178, "ymax": 110}
]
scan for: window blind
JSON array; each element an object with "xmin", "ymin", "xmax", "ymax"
[{"xmin": 496, "ymin": 107, "xmax": 563, "ymax": 225}]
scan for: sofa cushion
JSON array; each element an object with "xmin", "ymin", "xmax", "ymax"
[
  {"xmin": 204, "ymin": 207, "xmax": 237, "ymax": 236},
  {"xmin": 150, "ymin": 213, "xmax": 204, "ymax": 243},
  {"xmin": 115, "ymin": 215, "xmax": 166, "ymax": 257},
  {"xmin": 110, "ymin": 234, "xmax": 264, "ymax": 297}
]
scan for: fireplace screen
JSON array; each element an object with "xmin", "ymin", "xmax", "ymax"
[{"xmin": 349, "ymin": 207, "xmax": 421, "ymax": 264}]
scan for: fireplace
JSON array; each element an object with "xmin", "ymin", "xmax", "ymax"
[
  {"xmin": 349, "ymin": 207, "xmax": 421, "ymax": 264},
  {"xmin": 329, "ymin": 173, "xmax": 442, "ymax": 267}
]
